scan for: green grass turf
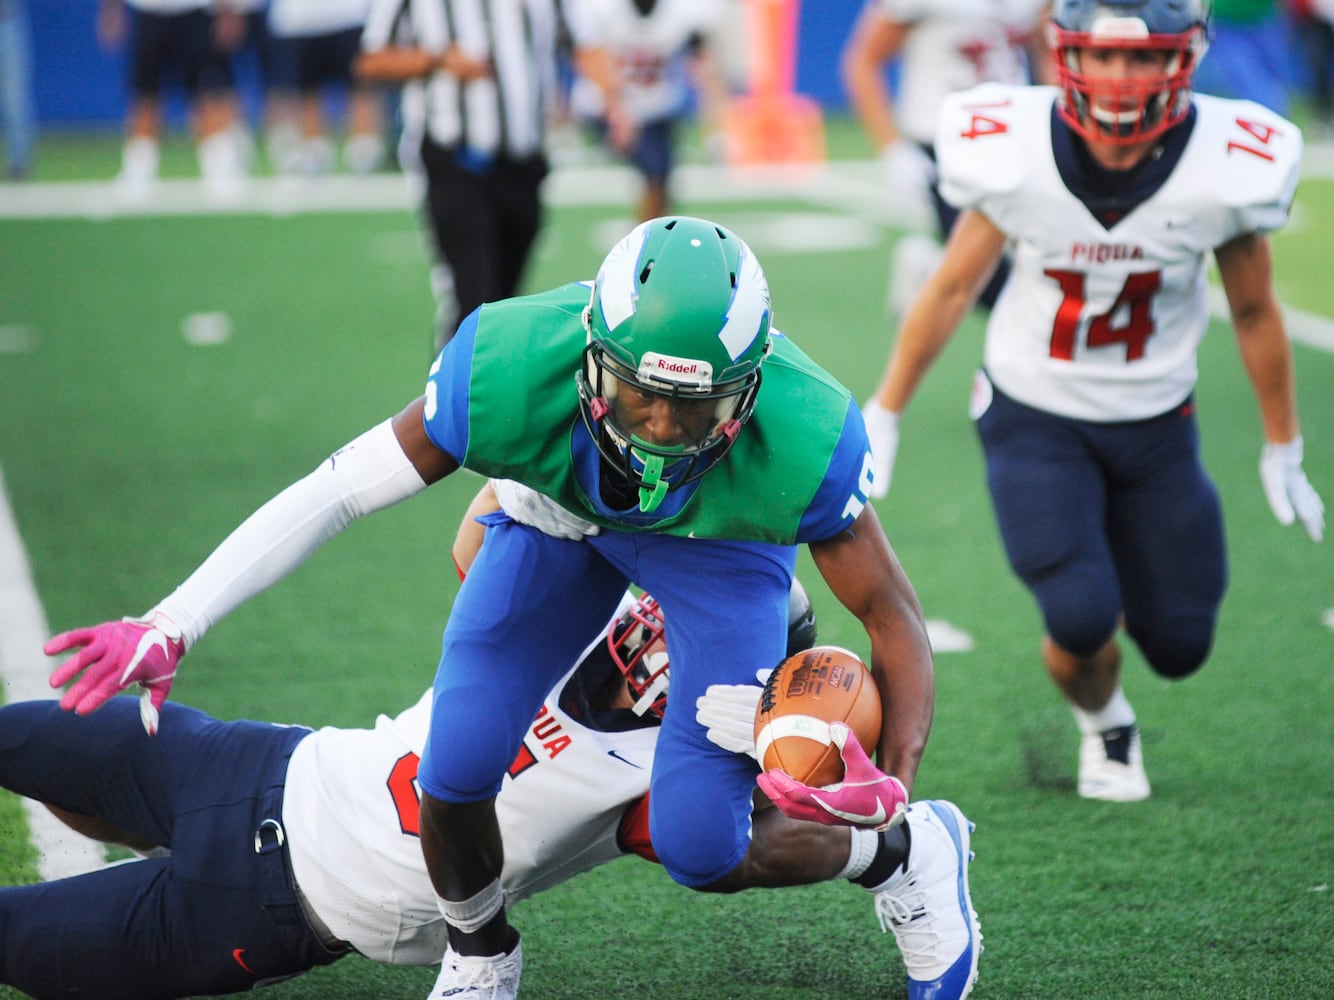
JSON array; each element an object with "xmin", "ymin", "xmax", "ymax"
[{"xmin": 0, "ymin": 130, "xmax": 1331, "ymax": 998}]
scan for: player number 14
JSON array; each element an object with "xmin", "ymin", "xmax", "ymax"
[{"xmin": 1043, "ymin": 269, "xmax": 1163, "ymax": 362}]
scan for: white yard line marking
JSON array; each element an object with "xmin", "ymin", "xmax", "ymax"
[
  {"xmin": 926, "ymin": 619, "xmax": 975, "ymax": 653},
  {"xmin": 0, "ymin": 463, "xmax": 107, "ymax": 879}
]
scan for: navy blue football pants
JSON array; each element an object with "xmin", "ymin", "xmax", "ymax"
[
  {"xmin": 975, "ymin": 378, "xmax": 1227, "ymax": 679},
  {"xmin": 0, "ymin": 699, "xmax": 343, "ymax": 999}
]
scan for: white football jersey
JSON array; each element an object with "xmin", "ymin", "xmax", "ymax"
[
  {"xmin": 873, "ymin": 0, "xmax": 1041, "ymax": 145},
  {"xmin": 268, "ymin": 0, "xmax": 371, "ymax": 38},
  {"xmin": 124, "ymin": 0, "xmax": 210, "ymax": 13},
  {"xmin": 567, "ymin": 0, "xmax": 721, "ymax": 123},
  {"xmin": 282, "ymin": 596, "xmax": 657, "ymax": 965},
  {"xmin": 935, "ymin": 83, "xmax": 1301, "ymax": 422}
]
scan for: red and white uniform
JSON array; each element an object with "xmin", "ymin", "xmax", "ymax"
[
  {"xmin": 935, "ymin": 83, "xmax": 1301, "ymax": 421},
  {"xmin": 282, "ymin": 597, "xmax": 656, "ymax": 964},
  {"xmin": 871, "ymin": 0, "xmax": 1042, "ymax": 145},
  {"xmin": 567, "ymin": 0, "xmax": 720, "ymax": 124}
]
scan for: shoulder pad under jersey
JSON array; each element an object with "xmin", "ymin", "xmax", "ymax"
[
  {"xmin": 1190, "ymin": 95, "xmax": 1302, "ymax": 234},
  {"xmin": 934, "ymin": 83, "xmax": 1053, "ymax": 211}
]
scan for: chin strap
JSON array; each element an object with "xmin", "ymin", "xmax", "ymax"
[{"xmin": 636, "ymin": 451, "xmax": 669, "ymax": 513}]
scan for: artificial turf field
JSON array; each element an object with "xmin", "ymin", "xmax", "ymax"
[{"xmin": 0, "ymin": 124, "xmax": 1331, "ymax": 998}]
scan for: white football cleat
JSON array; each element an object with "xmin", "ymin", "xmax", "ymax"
[
  {"xmin": 874, "ymin": 800, "xmax": 981, "ymax": 1000},
  {"xmin": 1078, "ymin": 724, "xmax": 1150, "ymax": 802},
  {"xmin": 114, "ymin": 136, "xmax": 159, "ymax": 204},
  {"xmin": 429, "ymin": 940, "xmax": 522, "ymax": 1000}
]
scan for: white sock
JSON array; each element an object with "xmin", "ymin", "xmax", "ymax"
[
  {"xmin": 836, "ymin": 827, "xmax": 878, "ymax": 880},
  {"xmin": 343, "ymin": 132, "xmax": 386, "ymax": 174},
  {"xmin": 120, "ymin": 137, "xmax": 159, "ymax": 181},
  {"xmin": 1071, "ymin": 687, "xmax": 1136, "ymax": 735}
]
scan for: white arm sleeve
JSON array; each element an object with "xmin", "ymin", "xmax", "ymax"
[{"xmin": 153, "ymin": 419, "xmax": 428, "ymax": 649}]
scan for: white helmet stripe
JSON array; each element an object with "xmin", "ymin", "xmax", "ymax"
[
  {"xmin": 597, "ymin": 224, "xmax": 650, "ymax": 332},
  {"xmin": 719, "ymin": 247, "xmax": 770, "ymax": 362}
]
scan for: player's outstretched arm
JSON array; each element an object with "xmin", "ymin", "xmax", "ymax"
[
  {"xmin": 864, "ymin": 209, "xmax": 1007, "ymax": 498},
  {"xmin": 45, "ymin": 398, "xmax": 458, "ymax": 732},
  {"xmin": 1215, "ymin": 233, "xmax": 1325, "ymax": 541}
]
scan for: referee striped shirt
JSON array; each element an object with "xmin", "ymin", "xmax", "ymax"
[{"xmin": 363, "ymin": 0, "xmax": 577, "ymax": 159}]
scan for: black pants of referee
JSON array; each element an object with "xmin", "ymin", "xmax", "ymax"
[{"xmin": 420, "ymin": 136, "xmax": 550, "ymax": 350}]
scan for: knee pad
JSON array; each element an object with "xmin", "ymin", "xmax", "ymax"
[
  {"xmin": 650, "ymin": 803, "xmax": 747, "ymax": 889},
  {"xmin": 1034, "ymin": 579, "xmax": 1119, "ymax": 659},
  {"xmin": 1133, "ymin": 619, "xmax": 1215, "ymax": 680}
]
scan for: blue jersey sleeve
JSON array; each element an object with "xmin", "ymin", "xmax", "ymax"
[
  {"xmin": 421, "ymin": 310, "xmax": 480, "ymax": 463},
  {"xmin": 796, "ymin": 396, "xmax": 874, "ymax": 542}
]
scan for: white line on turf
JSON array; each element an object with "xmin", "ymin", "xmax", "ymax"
[{"xmin": 0, "ymin": 462, "xmax": 108, "ymax": 879}]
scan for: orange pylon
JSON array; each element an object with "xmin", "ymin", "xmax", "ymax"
[{"xmin": 723, "ymin": 0, "xmax": 826, "ymax": 167}]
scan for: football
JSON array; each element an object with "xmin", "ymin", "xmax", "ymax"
[{"xmin": 754, "ymin": 645, "xmax": 882, "ymax": 788}]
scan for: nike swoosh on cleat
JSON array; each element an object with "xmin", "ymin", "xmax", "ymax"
[
  {"xmin": 232, "ymin": 949, "xmax": 255, "ymax": 974},
  {"xmin": 120, "ymin": 629, "xmax": 169, "ymax": 685},
  {"xmin": 817, "ymin": 800, "xmax": 887, "ymax": 826},
  {"xmin": 607, "ymin": 750, "xmax": 644, "ymax": 769}
]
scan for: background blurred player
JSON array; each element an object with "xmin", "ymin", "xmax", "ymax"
[
  {"xmin": 861, "ymin": 0, "xmax": 1324, "ymax": 801},
  {"xmin": 0, "ymin": 0, "xmax": 35, "ymax": 180},
  {"xmin": 353, "ymin": 0, "xmax": 623, "ymax": 352},
  {"xmin": 841, "ymin": 0, "xmax": 1049, "ymax": 315},
  {"xmin": 566, "ymin": 0, "xmax": 728, "ymax": 221},
  {"xmin": 264, "ymin": 0, "xmax": 385, "ymax": 176},
  {"xmin": 100, "ymin": 0, "xmax": 250, "ymax": 200}
]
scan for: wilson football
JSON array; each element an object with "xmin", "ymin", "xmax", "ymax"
[{"xmin": 754, "ymin": 645, "xmax": 882, "ymax": 788}]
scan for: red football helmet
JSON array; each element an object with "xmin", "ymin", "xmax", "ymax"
[
  {"xmin": 607, "ymin": 579, "xmax": 820, "ymax": 719},
  {"xmin": 1048, "ymin": 0, "xmax": 1208, "ymax": 146},
  {"xmin": 607, "ymin": 595, "xmax": 670, "ymax": 718}
]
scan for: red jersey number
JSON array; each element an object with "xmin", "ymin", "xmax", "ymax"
[
  {"xmin": 1044, "ymin": 269, "xmax": 1162, "ymax": 362},
  {"xmin": 1228, "ymin": 117, "xmax": 1280, "ymax": 162},
  {"xmin": 385, "ymin": 744, "xmax": 538, "ymax": 838},
  {"xmin": 959, "ymin": 99, "xmax": 1011, "ymax": 140}
]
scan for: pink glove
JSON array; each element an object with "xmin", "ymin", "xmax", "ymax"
[
  {"xmin": 757, "ymin": 723, "xmax": 908, "ymax": 831},
  {"xmin": 45, "ymin": 616, "xmax": 184, "ymax": 736}
]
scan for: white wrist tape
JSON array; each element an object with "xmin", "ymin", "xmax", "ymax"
[
  {"xmin": 437, "ymin": 879, "xmax": 505, "ymax": 934},
  {"xmin": 154, "ymin": 419, "xmax": 427, "ymax": 648}
]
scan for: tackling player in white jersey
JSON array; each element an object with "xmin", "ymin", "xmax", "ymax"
[
  {"xmin": 0, "ymin": 483, "xmax": 819, "ymax": 998},
  {"xmin": 861, "ymin": 0, "xmax": 1324, "ymax": 802}
]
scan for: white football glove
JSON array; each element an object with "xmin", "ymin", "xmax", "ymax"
[
  {"xmin": 492, "ymin": 478, "xmax": 600, "ymax": 539},
  {"xmin": 695, "ymin": 668, "xmax": 770, "ymax": 758},
  {"xmin": 879, "ymin": 140, "xmax": 936, "ymax": 232},
  {"xmin": 1259, "ymin": 437, "xmax": 1324, "ymax": 542},
  {"xmin": 860, "ymin": 400, "xmax": 900, "ymax": 500}
]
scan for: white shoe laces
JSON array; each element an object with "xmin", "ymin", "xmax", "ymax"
[
  {"xmin": 461, "ymin": 964, "xmax": 500, "ymax": 990},
  {"xmin": 435, "ymin": 953, "xmax": 511, "ymax": 998},
  {"xmin": 874, "ymin": 880, "xmax": 945, "ymax": 968}
]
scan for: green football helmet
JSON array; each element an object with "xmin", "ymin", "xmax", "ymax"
[{"xmin": 577, "ymin": 216, "xmax": 772, "ymax": 513}]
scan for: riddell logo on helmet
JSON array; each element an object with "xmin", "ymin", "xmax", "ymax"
[
  {"xmin": 658, "ymin": 359, "xmax": 698, "ymax": 375},
  {"xmin": 639, "ymin": 352, "xmax": 713, "ymax": 388}
]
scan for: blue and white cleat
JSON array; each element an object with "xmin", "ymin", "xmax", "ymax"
[{"xmin": 874, "ymin": 800, "xmax": 981, "ymax": 1000}]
